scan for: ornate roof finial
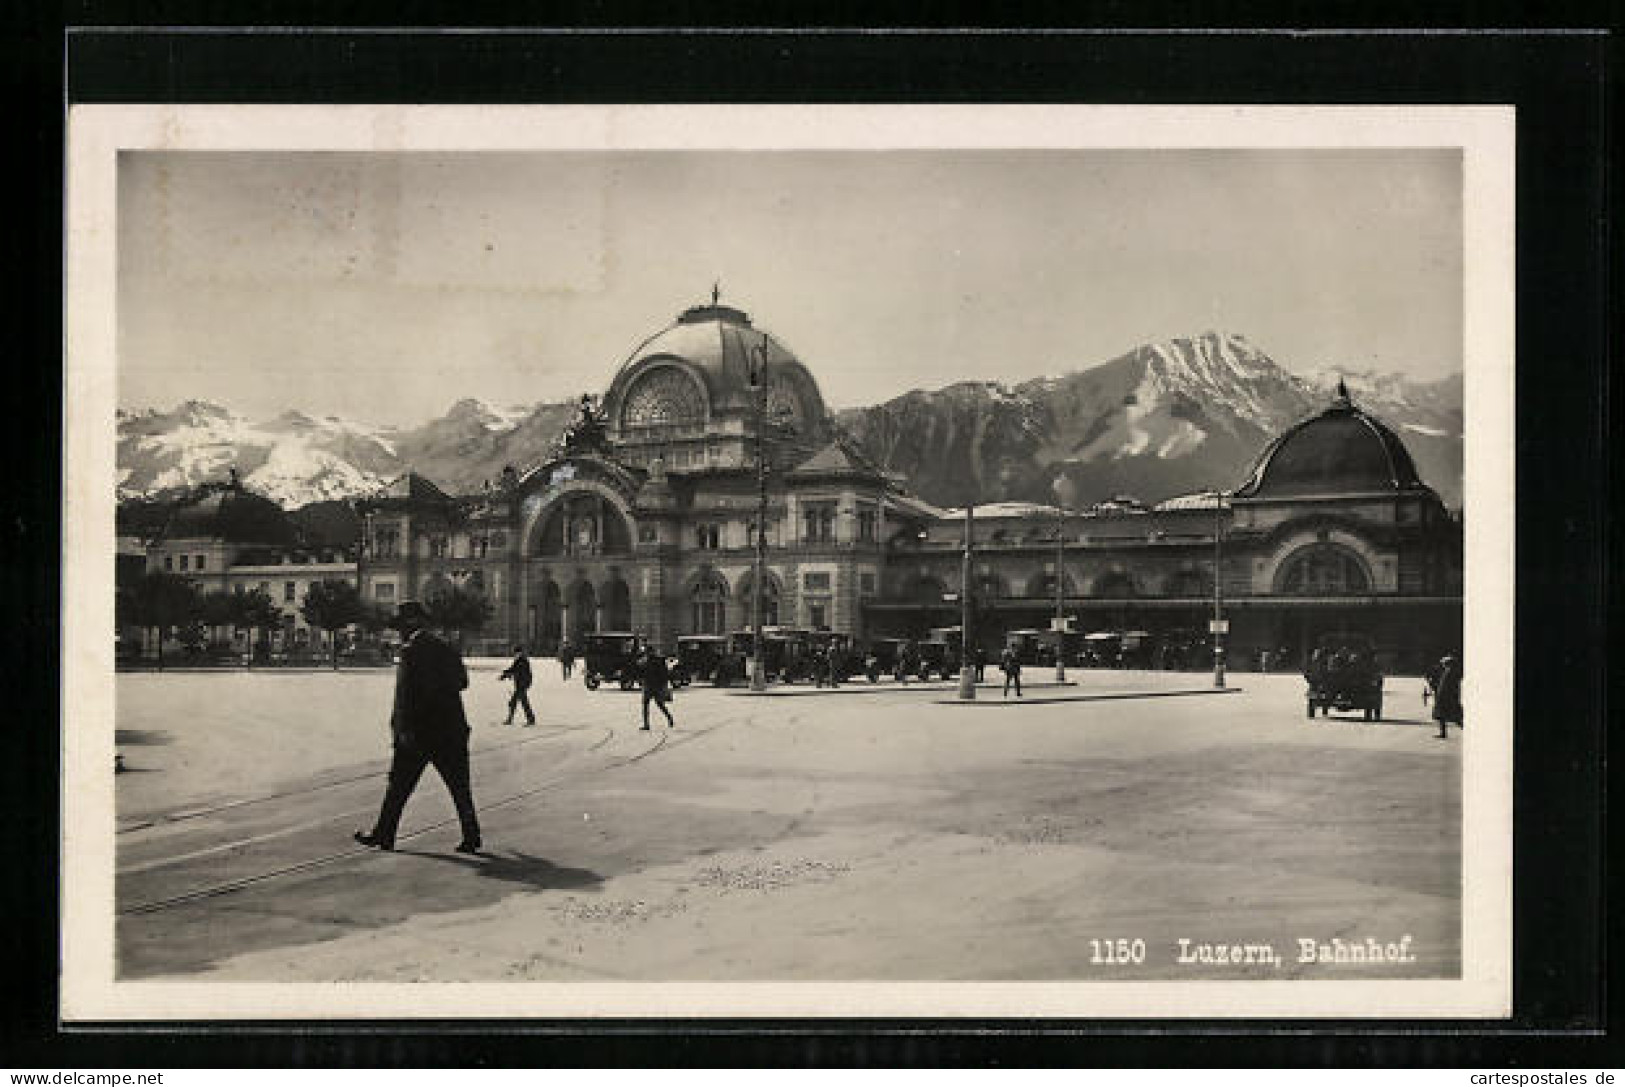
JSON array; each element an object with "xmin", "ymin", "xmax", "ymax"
[
  {"xmin": 227, "ymin": 466, "xmax": 240, "ymax": 488},
  {"xmin": 555, "ymin": 393, "xmax": 611, "ymax": 457},
  {"xmin": 1334, "ymin": 377, "xmax": 1351, "ymax": 405},
  {"xmin": 712, "ymin": 279, "xmax": 721, "ymax": 306}
]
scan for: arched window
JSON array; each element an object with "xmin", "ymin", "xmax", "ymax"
[
  {"xmin": 537, "ymin": 581, "xmax": 562, "ymax": 646},
  {"xmin": 691, "ymin": 571, "xmax": 729, "ymax": 635},
  {"xmin": 1092, "ymin": 570, "xmax": 1138, "ymax": 598},
  {"xmin": 739, "ymin": 570, "xmax": 781, "ymax": 627},
  {"xmin": 604, "ymin": 578, "xmax": 632, "ymax": 631},
  {"xmin": 535, "ymin": 495, "xmax": 633, "ymax": 557},
  {"xmin": 906, "ymin": 575, "xmax": 947, "ymax": 604},
  {"xmin": 1276, "ymin": 544, "xmax": 1371, "ymax": 595},
  {"xmin": 623, "ymin": 367, "xmax": 706, "ymax": 428},
  {"xmin": 1023, "ymin": 570, "xmax": 1078, "ymax": 598},
  {"xmin": 571, "ymin": 581, "xmax": 597, "ymax": 638},
  {"xmin": 975, "ymin": 572, "xmax": 1010, "ymax": 600}
]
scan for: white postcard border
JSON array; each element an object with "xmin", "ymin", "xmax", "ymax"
[{"xmin": 63, "ymin": 103, "xmax": 1515, "ymax": 1020}]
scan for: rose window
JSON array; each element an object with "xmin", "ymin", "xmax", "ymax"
[{"xmin": 623, "ymin": 368, "xmax": 706, "ymax": 428}]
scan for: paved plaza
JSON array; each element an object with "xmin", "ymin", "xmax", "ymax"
[{"xmin": 114, "ymin": 663, "xmax": 1460, "ymax": 982}]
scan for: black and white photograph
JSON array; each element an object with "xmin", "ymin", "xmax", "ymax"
[{"xmin": 62, "ymin": 104, "xmax": 1514, "ymax": 1020}]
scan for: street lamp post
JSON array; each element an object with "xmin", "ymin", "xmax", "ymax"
[
  {"xmin": 1212, "ymin": 490, "xmax": 1227, "ymax": 689},
  {"xmin": 1054, "ymin": 501, "xmax": 1067, "ymax": 684},
  {"xmin": 749, "ymin": 334, "xmax": 771, "ymax": 692},
  {"xmin": 957, "ymin": 502, "xmax": 977, "ymax": 700}
]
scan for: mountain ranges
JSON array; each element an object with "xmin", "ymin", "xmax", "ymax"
[{"xmin": 116, "ymin": 331, "xmax": 1463, "ymax": 523}]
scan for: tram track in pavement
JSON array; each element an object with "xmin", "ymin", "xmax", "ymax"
[
  {"xmin": 117, "ymin": 719, "xmax": 599, "ymax": 835},
  {"xmin": 118, "ymin": 718, "xmax": 728, "ymax": 917}
]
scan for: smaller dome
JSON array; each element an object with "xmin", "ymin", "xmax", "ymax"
[
  {"xmin": 1233, "ymin": 389, "xmax": 1424, "ymax": 499},
  {"xmin": 165, "ymin": 478, "xmax": 296, "ymax": 545}
]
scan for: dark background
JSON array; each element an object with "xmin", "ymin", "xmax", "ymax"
[{"xmin": 6, "ymin": 14, "xmax": 1613, "ymax": 1068}]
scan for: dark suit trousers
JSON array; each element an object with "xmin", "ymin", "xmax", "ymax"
[
  {"xmin": 507, "ymin": 687, "xmax": 535, "ymax": 723},
  {"xmin": 370, "ymin": 740, "xmax": 480, "ymax": 845}
]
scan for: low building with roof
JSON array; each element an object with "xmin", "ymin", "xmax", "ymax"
[{"xmin": 139, "ymin": 469, "xmax": 362, "ymax": 657}]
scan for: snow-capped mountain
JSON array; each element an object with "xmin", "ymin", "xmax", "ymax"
[
  {"xmin": 117, "ymin": 332, "xmax": 1464, "ymax": 514},
  {"xmin": 836, "ymin": 332, "xmax": 1463, "ymax": 508},
  {"xmin": 116, "ymin": 401, "xmax": 402, "ymax": 507},
  {"xmin": 116, "ymin": 396, "xmax": 582, "ymax": 509}
]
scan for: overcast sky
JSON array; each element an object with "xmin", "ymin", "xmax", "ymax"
[{"xmin": 118, "ymin": 149, "xmax": 1461, "ymax": 427}]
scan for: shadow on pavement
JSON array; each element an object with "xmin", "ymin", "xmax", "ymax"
[
  {"xmin": 395, "ymin": 848, "xmax": 604, "ymax": 892},
  {"xmin": 116, "ymin": 729, "xmax": 173, "ymax": 745}
]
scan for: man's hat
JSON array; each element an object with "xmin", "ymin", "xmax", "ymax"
[{"xmin": 390, "ymin": 600, "xmax": 431, "ymax": 628}]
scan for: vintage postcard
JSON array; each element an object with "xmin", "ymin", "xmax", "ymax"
[{"xmin": 63, "ymin": 104, "xmax": 1513, "ymax": 1019}]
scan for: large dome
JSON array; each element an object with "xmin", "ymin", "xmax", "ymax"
[
  {"xmin": 602, "ymin": 302, "xmax": 829, "ymax": 442},
  {"xmin": 1233, "ymin": 388, "xmax": 1424, "ymax": 499}
]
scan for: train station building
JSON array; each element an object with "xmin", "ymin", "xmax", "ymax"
[{"xmin": 349, "ymin": 299, "xmax": 1462, "ymax": 672}]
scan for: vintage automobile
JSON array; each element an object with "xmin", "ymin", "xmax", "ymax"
[
  {"xmin": 726, "ymin": 627, "xmax": 815, "ymax": 683},
  {"xmin": 1034, "ymin": 628, "xmax": 1089, "ymax": 668},
  {"xmin": 915, "ymin": 637, "xmax": 963, "ymax": 680},
  {"xmin": 807, "ymin": 630, "xmax": 860, "ymax": 681},
  {"xmin": 1304, "ymin": 632, "xmax": 1385, "ymax": 721},
  {"xmin": 1077, "ymin": 629, "xmax": 1154, "ymax": 668},
  {"xmin": 1004, "ymin": 629, "xmax": 1048, "ymax": 666},
  {"xmin": 1117, "ymin": 630, "xmax": 1155, "ymax": 668},
  {"xmin": 580, "ymin": 631, "xmax": 648, "ymax": 690},
  {"xmin": 863, "ymin": 637, "xmax": 912, "ymax": 682},
  {"xmin": 672, "ymin": 634, "xmax": 732, "ymax": 687},
  {"xmin": 1079, "ymin": 630, "xmax": 1121, "ymax": 667},
  {"xmin": 1154, "ymin": 629, "xmax": 1206, "ymax": 671}
]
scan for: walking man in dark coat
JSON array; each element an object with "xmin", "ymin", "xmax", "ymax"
[
  {"xmin": 355, "ymin": 601, "xmax": 482, "ymax": 854},
  {"xmin": 1427, "ymin": 651, "xmax": 1464, "ymax": 739},
  {"xmin": 638, "ymin": 648, "xmax": 675, "ymax": 731},
  {"xmin": 499, "ymin": 644, "xmax": 536, "ymax": 726},
  {"xmin": 558, "ymin": 640, "xmax": 576, "ymax": 681}
]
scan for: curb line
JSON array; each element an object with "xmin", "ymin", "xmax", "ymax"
[{"xmin": 931, "ymin": 686, "xmax": 1244, "ymax": 706}]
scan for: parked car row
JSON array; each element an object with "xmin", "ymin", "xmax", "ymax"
[{"xmin": 572, "ymin": 629, "xmax": 1395, "ymax": 727}]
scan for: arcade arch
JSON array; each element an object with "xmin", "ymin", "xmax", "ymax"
[
  {"xmin": 603, "ymin": 576, "xmax": 633, "ymax": 631},
  {"xmin": 1273, "ymin": 542, "xmax": 1372, "ymax": 595},
  {"xmin": 1162, "ymin": 566, "xmax": 1213, "ymax": 598},
  {"xmin": 569, "ymin": 581, "xmax": 598, "ymax": 639},
  {"xmin": 524, "ymin": 483, "xmax": 636, "ymax": 559},
  {"xmin": 689, "ymin": 570, "xmax": 729, "ymax": 634},
  {"xmin": 1023, "ymin": 569, "xmax": 1079, "ymax": 599},
  {"xmin": 1091, "ymin": 569, "xmax": 1139, "ymax": 598}
]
